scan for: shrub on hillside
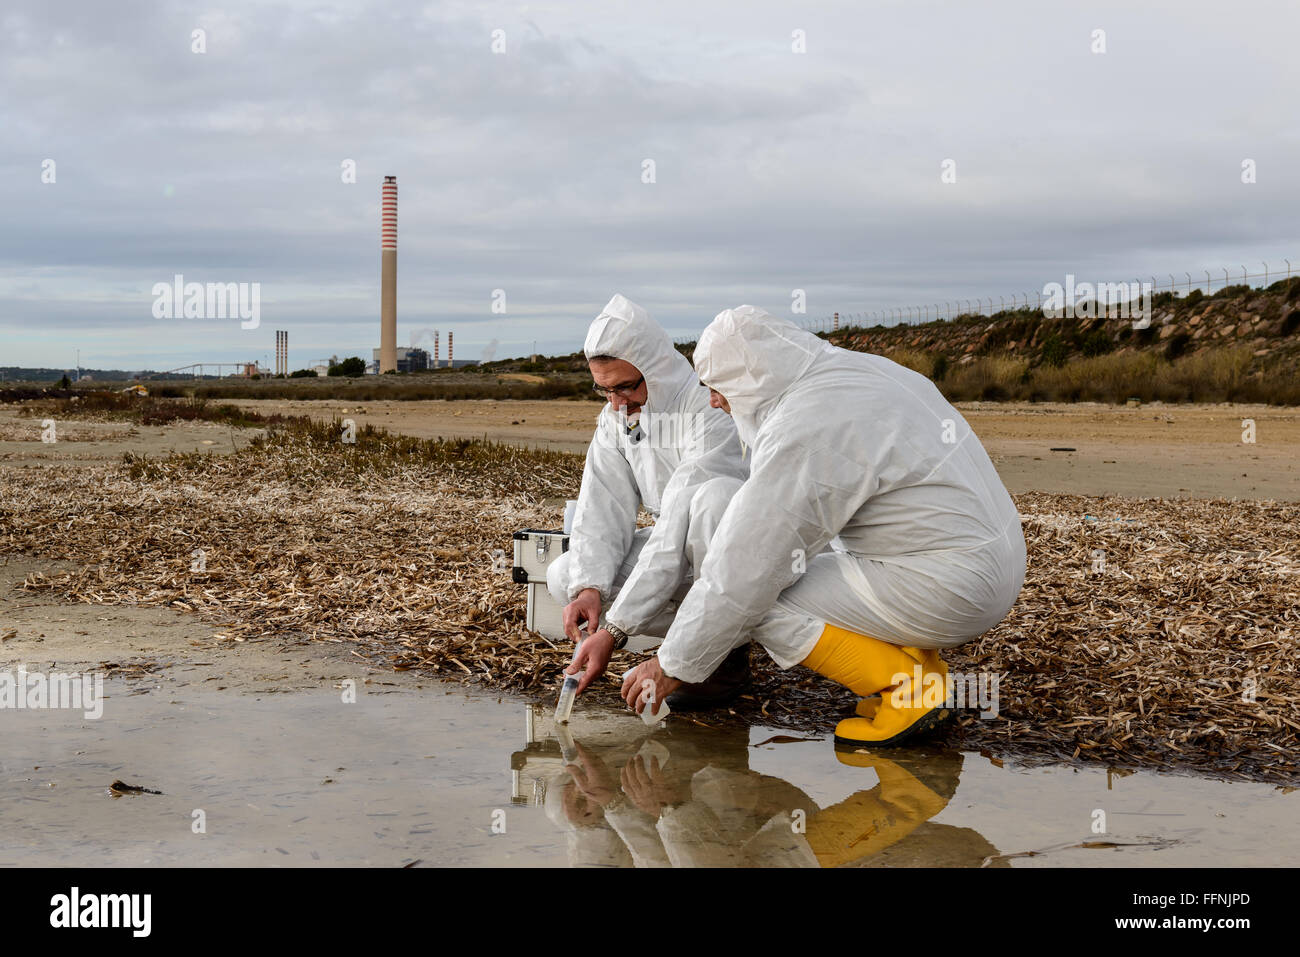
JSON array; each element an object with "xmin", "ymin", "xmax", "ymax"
[
  {"xmin": 1214, "ymin": 284, "xmax": 1252, "ymax": 300},
  {"xmin": 1164, "ymin": 332, "xmax": 1192, "ymax": 361},
  {"xmin": 885, "ymin": 349, "xmax": 936, "ymax": 378},
  {"xmin": 941, "ymin": 356, "xmax": 1028, "ymax": 401},
  {"xmin": 1081, "ymin": 328, "xmax": 1114, "ymax": 357},
  {"xmin": 1040, "ymin": 334, "xmax": 1068, "ymax": 367},
  {"xmin": 1029, "ymin": 352, "xmax": 1159, "ymax": 403}
]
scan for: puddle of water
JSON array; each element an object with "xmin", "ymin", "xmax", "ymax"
[{"xmin": 2, "ymin": 680, "xmax": 1294, "ymax": 867}]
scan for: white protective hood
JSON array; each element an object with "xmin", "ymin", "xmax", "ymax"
[
  {"xmin": 656, "ymin": 305, "xmax": 1025, "ymax": 683},
  {"xmin": 583, "ymin": 294, "xmax": 698, "ymax": 413},
  {"xmin": 693, "ymin": 305, "xmax": 827, "ymax": 448}
]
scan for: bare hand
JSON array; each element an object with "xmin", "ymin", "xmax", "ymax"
[
  {"xmin": 564, "ymin": 740, "xmax": 618, "ymax": 806},
  {"xmin": 565, "ymin": 629, "xmax": 615, "ymax": 694},
  {"xmin": 620, "ymin": 657, "xmax": 683, "ymax": 715},
  {"xmin": 563, "ymin": 587, "xmax": 602, "ymax": 642}
]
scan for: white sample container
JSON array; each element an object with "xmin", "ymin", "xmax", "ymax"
[{"xmin": 622, "ymin": 669, "xmax": 671, "ymax": 726}]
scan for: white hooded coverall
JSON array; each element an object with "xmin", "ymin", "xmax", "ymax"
[
  {"xmin": 546, "ymin": 295, "xmax": 749, "ymax": 640},
  {"xmin": 654, "ymin": 306, "xmax": 1026, "ymax": 685}
]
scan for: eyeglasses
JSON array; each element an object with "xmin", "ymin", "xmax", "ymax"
[{"xmin": 592, "ymin": 375, "xmax": 644, "ymax": 399}]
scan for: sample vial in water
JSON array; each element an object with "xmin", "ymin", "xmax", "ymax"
[
  {"xmin": 555, "ymin": 628, "xmax": 587, "ymax": 725},
  {"xmin": 554, "ymin": 672, "xmax": 581, "ymax": 725}
]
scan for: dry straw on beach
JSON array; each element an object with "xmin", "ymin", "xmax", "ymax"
[{"xmin": 0, "ymin": 416, "xmax": 1295, "ymax": 783}]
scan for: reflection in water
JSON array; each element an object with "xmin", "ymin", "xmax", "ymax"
[{"xmin": 509, "ymin": 705, "xmax": 1001, "ymax": 867}]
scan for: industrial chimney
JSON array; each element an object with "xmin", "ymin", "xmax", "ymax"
[
  {"xmin": 434, "ymin": 331, "xmax": 440, "ymax": 368},
  {"xmin": 448, "ymin": 331, "xmax": 453, "ymax": 368},
  {"xmin": 379, "ymin": 176, "xmax": 398, "ymax": 374}
]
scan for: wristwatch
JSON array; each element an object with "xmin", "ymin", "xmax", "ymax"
[{"xmin": 605, "ymin": 623, "xmax": 630, "ymax": 650}]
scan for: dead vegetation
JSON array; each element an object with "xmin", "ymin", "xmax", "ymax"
[
  {"xmin": 15, "ymin": 391, "xmax": 307, "ymax": 429},
  {"xmin": 0, "ymin": 419, "xmax": 1295, "ymax": 783}
]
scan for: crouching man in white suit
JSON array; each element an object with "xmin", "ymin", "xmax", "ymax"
[
  {"xmin": 618, "ymin": 306, "xmax": 1026, "ymax": 747},
  {"xmin": 548, "ymin": 294, "xmax": 750, "ymax": 708}
]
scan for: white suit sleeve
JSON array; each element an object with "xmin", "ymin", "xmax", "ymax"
[
  {"xmin": 602, "ymin": 806, "xmax": 673, "ymax": 868},
  {"xmin": 563, "ymin": 418, "xmax": 641, "ymax": 603},
  {"xmin": 604, "ymin": 409, "xmax": 743, "ymax": 635},
  {"xmin": 655, "ymin": 426, "xmax": 874, "ymax": 683}
]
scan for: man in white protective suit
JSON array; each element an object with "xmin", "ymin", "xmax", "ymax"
[
  {"xmin": 549, "ymin": 294, "xmax": 751, "ymax": 708},
  {"xmin": 619, "ymin": 305, "xmax": 1026, "ymax": 747}
]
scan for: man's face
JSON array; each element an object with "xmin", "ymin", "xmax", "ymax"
[
  {"xmin": 708, "ymin": 388, "xmax": 731, "ymax": 414},
  {"xmin": 589, "ymin": 358, "xmax": 648, "ymax": 416}
]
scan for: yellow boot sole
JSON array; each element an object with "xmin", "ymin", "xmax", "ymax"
[
  {"xmin": 836, "ymin": 649, "xmax": 952, "ymax": 747},
  {"xmin": 833, "ymin": 704, "xmax": 952, "ymax": 748}
]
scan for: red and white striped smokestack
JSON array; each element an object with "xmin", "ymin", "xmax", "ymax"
[
  {"xmin": 434, "ymin": 331, "xmax": 440, "ymax": 368},
  {"xmin": 379, "ymin": 176, "xmax": 398, "ymax": 374},
  {"xmin": 448, "ymin": 331, "xmax": 453, "ymax": 367}
]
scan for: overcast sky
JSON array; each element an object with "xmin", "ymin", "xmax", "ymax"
[{"xmin": 2, "ymin": 0, "xmax": 1297, "ymax": 371}]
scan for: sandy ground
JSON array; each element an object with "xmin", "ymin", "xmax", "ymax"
[
  {"xmin": 0, "ymin": 409, "xmax": 265, "ymax": 468},
  {"xmin": 211, "ymin": 397, "xmax": 1300, "ymax": 502},
  {"xmin": 4, "ymin": 398, "xmax": 1295, "ymax": 500}
]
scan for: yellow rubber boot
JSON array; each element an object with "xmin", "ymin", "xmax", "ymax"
[
  {"xmin": 801, "ymin": 625, "xmax": 951, "ymax": 748},
  {"xmin": 804, "ymin": 754, "xmax": 949, "ymax": 866}
]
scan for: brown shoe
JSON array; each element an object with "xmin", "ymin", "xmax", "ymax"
[{"xmin": 666, "ymin": 644, "xmax": 751, "ymax": 711}]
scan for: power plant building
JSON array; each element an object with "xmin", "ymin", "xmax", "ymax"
[{"xmin": 371, "ymin": 346, "xmax": 428, "ymax": 373}]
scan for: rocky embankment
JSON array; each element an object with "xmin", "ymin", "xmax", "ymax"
[{"xmin": 828, "ymin": 279, "xmax": 1300, "ymax": 370}]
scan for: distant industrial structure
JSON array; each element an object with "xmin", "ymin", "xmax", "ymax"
[
  {"xmin": 371, "ymin": 346, "xmax": 429, "ymax": 373},
  {"xmin": 157, "ymin": 362, "xmax": 267, "ymax": 378},
  {"xmin": 378, "ymin": 176, "xmax": 398, "ymax": 373},
  {"xmin": 370, "ymin": 177, "xmax": 470, "ymax": 373},
  {"xmin": 275, "ymin": 330, "xmax": 288, "ymax": 376}
]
